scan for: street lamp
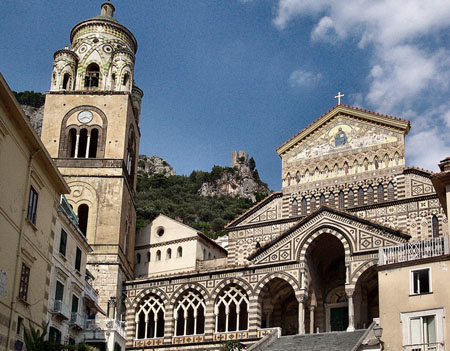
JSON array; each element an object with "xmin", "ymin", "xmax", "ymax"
[{"xmin": 373, "ymin": 324, "xmax": 383, "ymax": 351}]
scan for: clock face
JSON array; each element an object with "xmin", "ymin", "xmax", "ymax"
[{"xmin": 78, "ymin": 110, "xmax": 93, "ymax": 123}]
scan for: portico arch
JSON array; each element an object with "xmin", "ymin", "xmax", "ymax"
[{"xmin": 257, "ymin": 276, "xmax": 300, "ymax": 336}]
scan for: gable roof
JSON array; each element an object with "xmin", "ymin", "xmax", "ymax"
[
  {"xmin": 276, "ymin": 104, "xmax": 411, "ymax": 156},
  {"xmin": 247, "ymin": 205, "xmax": 410, "ymax": 260},
  {"xmin": 225, "ymin": 192, "xmax": 282, "ymax": 229}
]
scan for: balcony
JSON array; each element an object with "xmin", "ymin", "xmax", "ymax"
[
  {"xmin": 403, "ymin": 343, "xmax": 444, "ymax": 351},
  {"xmin": 49, "ymin": 299, "xmax": 70, "ymax": 320},
  {"xmin": 85, "ymin": 319, "xmax": 127, "ymax": 340},
  {"xmin": 379, "ymin": 236, "xmax": 449, "ymax": 266},
  {"xmin": 70, "ymin": 312, "xmax": 85, "ymax": 329}
]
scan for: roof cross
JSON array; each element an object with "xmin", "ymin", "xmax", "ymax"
[{"xmin": 334, "ymin": 91, "xmax": 344, "ymax": 105}]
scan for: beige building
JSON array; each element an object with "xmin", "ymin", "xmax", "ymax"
[
  {"xmin": 46, "ymin": 194, "xmax": 106, "ymax": 346},
  {"xmin": 124, "ymin": 105, "xmax": 448, "ymax": 350},
  {"xmin": 0, "ymin": 73, "xmax": 70, "ymax": 350},
  {"xmin": 39, "ymin": 2, "xmax": 143, "ymax": 350},
  {"xmin": 134, "ymin": 214, "xmax": 227, "ymax": 278}
]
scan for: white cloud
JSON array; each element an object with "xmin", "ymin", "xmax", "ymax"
[
  {"xmin": 289, "ymin": 69, "xmax": 322, "ymax": 88},
  {"xmin": 273, "ymin": 0, "xmax": 450, "ymax": 169}
]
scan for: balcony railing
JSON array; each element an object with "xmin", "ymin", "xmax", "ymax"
[
  {"xmin": 85, "ymin": 319, "xmax": 127, "ymax": 339},
  {"xmin": 49, "ymin": 299, "xmax": 70, "ymax": 319},
  {"xmin": 403, "ymin": 342, "xmax": 444, "ymax": 351},
  {"xmin": 379, "ymin": 236, "xmax": 449, "ymax": 266},
  {"xmin": 70, "ymin": 312, "xmax": 85, "ymax": 329}
]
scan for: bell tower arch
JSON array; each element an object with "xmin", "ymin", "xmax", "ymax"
[{"xmin": 41, "ymin": 2, "xmax": 143, "ymax": 321}]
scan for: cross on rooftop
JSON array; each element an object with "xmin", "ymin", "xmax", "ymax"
[{"xmin": 335, "ymin": 92, "xmax": 344, "ymax": 105}]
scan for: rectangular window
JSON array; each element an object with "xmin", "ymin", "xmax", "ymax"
[
  {"xmin": 16, "ymin": 317, "xmax": 23, "ymax": 335},
  {"xmin": 27, "ymin": 186, "xmax": 38, "ymax": 225},
  {"xmin": 411, "ymin": 268, "xmax": 431, "ymax": 295},
  {"xmin": 75, "ymin": 247, "xmax": 82, "ymax": 272},
  {"xmin": 48, "ymin": 327, "xmax": 61, "ymax": 344},
  {"xmin": 71, "ymin": 294, "xmax": 79, "ymax": 313},
  {"xmin": 59, "ymin": 229, "xmax": 67, "ymax": 256},
  {"xmin": 55, "ymin": 281, "xmax": 64, "ymax": 301},
  {"xmin": 401, "ymin": 308, "xmax": 443, "ymax": 350},
  {"xmin": 18, "ymin": 263, "xmax": 30, "ymax": 301}
]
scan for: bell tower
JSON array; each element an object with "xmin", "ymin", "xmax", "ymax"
[{"xmin": 41, "ymin": 1, "xmax": 143, "ymax": 321}]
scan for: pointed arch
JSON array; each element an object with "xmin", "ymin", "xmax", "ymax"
[
  {"xmin": 348, "ymin": 189, "xmax": 354, "ymax": 207},
  {"xmin": 301, "ymin": 197, "xmax": 307, "ymax": 216},
  {"xmin": 387, "ymin": 182, "xmax": 394, "ymax": 201},
  {"xmin": 377, "ymin": 184, "xmax": 384, "ymax": 203},
  {"xmin": 338, "ymin": 190, "xmax": 345, "ymax": 209},
  {"xmin": 320, "ymin": 193, "xmax": 326, "ymax": 206},
  {"xmin": 358, "ymin": 187, "xmax": 364, "ymax": 206},
  {"xmin": 432, "ymin": 215, "xmax": 439, "ymax": 237},
  {"xmin": 310, "ymin": 196, "xmax": 317, "ymax": 211},
  {"xmin": 291, "ymin": 198, "xmax": 298, "ymax": 217},
  {"xmin": 367, "ymin": 185, "xmax": 374, "ymax": 204},
  {"xmin": 328, "ymin": 192, "xmax": 335, "ymax": 207}
]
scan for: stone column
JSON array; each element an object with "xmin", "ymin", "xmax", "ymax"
[
  {"xmin": 346, "ymin": 291, "xmax": 355, "ymax": 332},
  {"xmin": 309, "ymin": 306, "xmax": 315, "ymax": 334},
  {"xmin": 298, "ymin": 300, "xmax": 305, "ymax": 335}
]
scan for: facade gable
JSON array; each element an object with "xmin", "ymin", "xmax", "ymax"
[{"xmin": 249, "ymin": 207, "xmax": 409, "ymax": 265}]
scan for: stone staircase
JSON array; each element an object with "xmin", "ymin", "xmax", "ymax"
[{"xmin": 263, "ymin": 330, "xmax": 367, "ymax": 351}]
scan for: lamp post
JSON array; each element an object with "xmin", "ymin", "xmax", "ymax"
[{"xmin": 373, "ymin": 324, "xmax": 383, "ymax": 351}]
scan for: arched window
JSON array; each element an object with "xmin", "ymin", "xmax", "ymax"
[
  {"xmin": 177, "ymin": 247, "xmax": 183, "ymax": 258},
  {"xmin": 291, "ymin": 199, "xmax": 298, "ymax": 217},
  {"xmin": 310, "ymin": 197, "xmax": 316, "ymax": 211},
  {"xmin": 175, "ymin": 290, "xmax": 205, "ymax": 336},
  {"xmin": 84, "ymin": 63, "xmax": 100, "ymax": 89},
  {"xmin": 136, "ymin": 253, "xmax": 141, "ymax": 264},
  {"xmin": 338, "ymin": 190, "xmax": 344, "ymax": 209},
  {"xmin": 295, "ymin": 171, "xmax": 300, "ymax": 183},
  {"xmin": 88, "ymin": 128, "xmax": 99, "ymax": 158},
  {"xmin": 364, "ymin": 158, "xmax": 369, "ymax": 171},
  {"xmin": 127, "ymin": 128, "xmax": 136, "ymax": 184},
  {"xmin": 147, "ymin": 252, "xmax": 150, "ymax": 262},
  {"xmin": 111, "ymin": 73, "xmax": 116, "ymax": 89},
  {"xmin": 328, "ymin": 192, "xmax": 335, "ymax": 207},
  {"xmin": 77, "ymin": 204, "xmax": 89, "ymax": 236},
  {"xmin": 301, "ymin": 197, "xmax": 307, "ymax": 216},
  {"xmin": 215, "ymin": 285, "xmax": 249, "ymax": 333},
  {"xmin": 156, "ymin": 250, "xmax": 161, "ymax": 261},
  {"xmin": 353, "ymin": 160, "xmax": 359, "ymax": 174},
  {"xmin": 394, "ymin": 152, "xmax": 400, "ymax": 165},
  {"xmin": 287, "ymin": 173, "xmax": 291, "ymax": 186},
  {"xmin": 348, "ymin": 189, "xmax": 354, "ymax": 207},
  {"xmin": 68, "ymin": 128, "xmax": 77, "ymax": 157},
  {"xmin": 358, "ymin": 187, "xmax": 364, "ymax": 206},
  {"xmin": 387, "ymin": 182, "xmax": 394, "ymax": 201},
  {"xmin": 367, "ymin": 186, "xmax": 374, "ymax": 204},
  {"xmin": 136, "ymin": 295, "xmax": 165, "ymax": 339},
  {"xmin": 374, "ymin": 157, "xmax": 379, "ymax": 170},
  {"xmin": 203, "ymin": 249, "xmax": 206, "ymax": 260},
  {"xmin": 320, "ymin": 194, "xmax": 325, "ymax": 206},
  {"xmin": 377, "ymin": 184, "xmax": 384, "ymax": 203},
  {"xmin": 62, "ymin": 73, "xmax": 70, "ymax": 90},
  {"xmin": 77, "ymin": 129, "xmax": 88, "ymax": 158},
  {"xmin": 123, "ymin": 73, "xmax": 130, "ymax": 86},
  {"xmin": 432, "ymin": 215, "xmax": 439, "ymax": 237},
  {"xmin": 344, "ymin": 162, "xmax": 349, "ymax": 175},
  {"xmin": 166, "ymin": 248, "xmax": 172, "ymax": 259},
  {"xmin": 208, "ymin": 253, "xmax": 212, "ymax": 259}
]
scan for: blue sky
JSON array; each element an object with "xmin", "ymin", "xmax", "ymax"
[{"xmin": 1, "ymin": 1, "xmax": 450, "ymax": 190}]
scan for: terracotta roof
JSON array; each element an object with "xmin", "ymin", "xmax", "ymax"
[
  {"xmin": 247, "ymin": 205, "xmax": 410, "ymax": 261},
  {"xmin": 225, "ymin": 192, "xmax": 282, "ymax": 229},
  {"xmin": 276, "ymin": 104, "xmax": 410, "ymax": 153}
]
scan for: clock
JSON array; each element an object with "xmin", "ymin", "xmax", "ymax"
[{"xmin": 78, "ymin": 110, "xmax": 93, "ymax": 123}]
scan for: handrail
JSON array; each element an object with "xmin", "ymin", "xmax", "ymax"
[{"xmin": 379, "ymin": 236, "xmax": 449, "ymax": 266}]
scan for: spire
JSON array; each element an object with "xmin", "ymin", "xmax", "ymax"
[{"xmin": 100, "ymin": 1, "xmax": 115, "ymax": 18}]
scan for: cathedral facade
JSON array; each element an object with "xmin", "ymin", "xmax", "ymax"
[{"xmin": 125, "ymin": 105, "xmax": 448, "ymax": 350}]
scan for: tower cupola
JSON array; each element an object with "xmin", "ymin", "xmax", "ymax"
[{"xmin": 100, "ymin": 2, "xmax": 115, "ymax": 17}]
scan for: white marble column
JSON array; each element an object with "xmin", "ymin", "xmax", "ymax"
[
  {"xmin": 309, "ymin": 306, "xmax": 315, "ymax": 334},
  {"xmin": 298, "ymin": 300, "xmax": 305, "ymax": 335},
  {"xmin": 347, "ymin": 292, "xmax": 355, "ymax": 332}
]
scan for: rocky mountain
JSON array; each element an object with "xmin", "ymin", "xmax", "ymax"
[
  {"xmin": 138, "ymin": 155, "xmax": 176, "ymax": 177},
  {"xmin": 198, "ymin": 151, "xmax": 270, "ymax": 201},
  {"xmin": 20, "ymin": 105, "xmax": 44, "ymax": 136}
]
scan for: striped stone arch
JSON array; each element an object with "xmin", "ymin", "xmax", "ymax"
[
  {"xmin": 296, "ymin": 225, "xmax": 353, "ymax": 263},
  {"xmin": 350, "ymin": 258, "xmax": 378, "ymax": 286},
  {"xmin": 210, "ymin": 278, "xmax": 253, "ymax": 303},
  {"xmin": 169, "ymin": 283, "xmax": 210, "ymax": 306},
  {"xmin": 253, "ymin": 271, "xmax": 302, "ymax": 303},
  {"xmin": 129, "ymin": 287, "xmax": 169, "ymax": 311}
]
